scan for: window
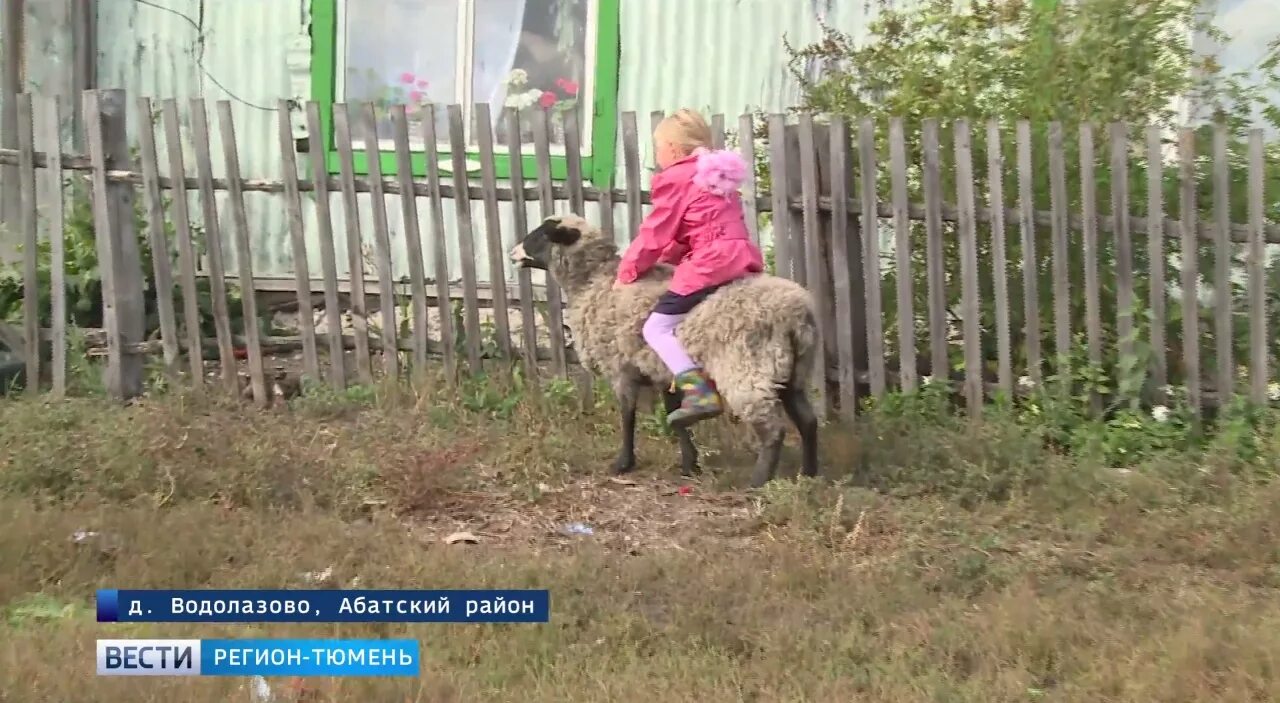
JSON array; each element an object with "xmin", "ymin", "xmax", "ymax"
[{"xmin": 310, "ymin": 0, "xmax": 620, "ymax": 184}]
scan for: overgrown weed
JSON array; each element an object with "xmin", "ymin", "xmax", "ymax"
[{"xmin": 6, "ymin": 354, "xmax": 1280, "ymax": 699}]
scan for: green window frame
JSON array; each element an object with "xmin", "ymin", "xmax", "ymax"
[{"xmin": 310, "ymin": 0, "xmax": 620, "ymax": 187}]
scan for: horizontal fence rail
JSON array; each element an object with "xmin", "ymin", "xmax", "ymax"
[{"xmin": 0, "ymin": 89, "xmax": 1276, "ymax": 421}]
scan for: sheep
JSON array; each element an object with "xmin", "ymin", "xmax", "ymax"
[{"xmin": 509, "ymin": 213, "xmax": 820, "ymax": 488}]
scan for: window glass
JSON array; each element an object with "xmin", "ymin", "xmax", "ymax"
[
  {"xmin": 473, "ymin": 0, "xmax": 589, "ymax": 147},
  {"xmin": 342, "ymin": 0, "xmax": 459, "ymax": 146},
  {"xmin": 338, "ymin": 0, "xmax": 592, "ymax": 149}
]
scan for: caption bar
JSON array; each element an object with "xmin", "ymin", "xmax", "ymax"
[
  {"xmin": 96, "ymin": 638, "xmax": 420, "ymax": 676},
  {"xmin": 96, "ymin": 589, "xmax": 550, "ymax": 623}
]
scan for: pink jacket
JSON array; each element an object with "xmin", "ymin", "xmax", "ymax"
[{"xmin": 616, "ymin": 148, "xmax": 763, "ymax": 296}]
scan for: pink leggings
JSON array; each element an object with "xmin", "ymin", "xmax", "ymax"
[{"xmin": 642, "ymin": 312, "xmax": 697, "ymax": 375}]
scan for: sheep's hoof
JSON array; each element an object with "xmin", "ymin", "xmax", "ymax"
[
  {"xmin": 748, "ymin": 469, "xmax": 775, "ymax": 489},
  {"xmin": 610, "ymin": 454, "xmax": 637, "ymax": 475}
]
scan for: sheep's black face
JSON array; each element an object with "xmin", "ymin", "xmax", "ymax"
[{"xmin": 509, "ymin": 216, "xmax": 583, "ymax": 271}]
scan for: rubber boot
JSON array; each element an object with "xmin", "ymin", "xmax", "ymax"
[{"xmin": 666, "ymin": 368, "xmax": 724, "ymax": 429}]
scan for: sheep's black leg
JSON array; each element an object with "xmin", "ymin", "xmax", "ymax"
[
  {"xmin": 749, "ymin": 420, "xmax": 786, "ymax": 489},
  {"xmin": 781, "ymin": 384, "xmax": 820, "ymax": 478},
  {"xmin": 610, "ymin": 382, "xmax": 638, "ymax": 475},
  {"xmin": 662, "ymin": 388, "xmax": 700, "ymax": 476}
]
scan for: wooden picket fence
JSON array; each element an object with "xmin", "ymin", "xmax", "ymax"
[{"xmin": 1, "ymin": 88, "xmax": 1276, "ymax": 420}]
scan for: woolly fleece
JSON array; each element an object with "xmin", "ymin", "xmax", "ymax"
[{"xmin": 530, "ymin": 214, "xmax": 820, "ymax": 431}]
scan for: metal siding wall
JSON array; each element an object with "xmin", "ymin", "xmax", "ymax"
[
  {"xmin": 96, "ymin": 0, "xmax": 301, "ymax": 278},
  {"xmin": 610, "ymin": 0, "xmax": 881, "ymax": 248},
  {"xmin": 82, "ymin": 0, "xmax": 880, "ymax": 291}
]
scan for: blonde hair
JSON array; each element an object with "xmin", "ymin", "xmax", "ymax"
[{"xmin": 654, "ymin": 108, "xmax": 713, "ymax": 156}]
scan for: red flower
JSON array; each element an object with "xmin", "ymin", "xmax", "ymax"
[
  {"xmin": 678, "ymin": 485, "xmax": 692, "ymax": 496},
  {"xmin": 399, "ymin": 72, "xmax": 415, "ymax": 85},
  {"xmin": 538, "ymin": 90, "xmax": 557, "ymax": 108},
  {"xmin": 415, "ymin": 78, "xmax": 429, "ymax": 88},
  {"xmin": 409, "ymin": 90, "xmax": 424, "ymax": 102},
  {"xmin": 555, "ymin": 77, "xmax": 580, "ymax": 96}
]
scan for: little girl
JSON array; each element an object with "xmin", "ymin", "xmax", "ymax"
[{"xmin": 615, "ymin": 108, "xmax": 764, "ymax": 429}]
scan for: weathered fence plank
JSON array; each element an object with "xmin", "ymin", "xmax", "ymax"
[
  {"xmin": 650, "ymin": 110, "xmax": 664, "ymax": 166},
  {"xmin": 953, "ymin": 119, "xmax": 983, "ymax": 416},
  {"xmin": 161, "ymin": 99, "xmax": 205, "ymax": 387},
  {"xmin": 738, "ymin": 113, "xmax": 760, "ymax": 245},
  {"xmin": 445, "ymin": 104, "xmax": 483, "ymax": 374},
  {"xmin": 188, "ymin": 98, "xmax": 238, "ymax": 392},
  {"xmin": 563, "ymin": 109, "xmax": 587, "ymax": 216},
  {"xmin": 276, "ymin": 100, "xmax": 320, "ymax": 383},
  {"xmin": 389, "ymin": 104, "xmax": 431, "ymax": 375},
  {"xmin": 39, "ymin": 96, "xmax": 67, "ymax": 397},
  {"xmin": 1016, "ymin": 121, "xmax": 1041, "ymax": 386},
  {"xmin": 563, "ymin": 108, "xmax": 598, "ymax": 409},
  {"xmin": 796, "ymin": 114, "xmax": 829, "ymax": 415},
  {"xmin": 216, "ymin": 100, "xmax": 268, "ymax": 405},
  {"xmin": 135, "ymin": 96, "xmax": 180, "ymax": 377},
  {"xmin": 1179, "ymin": 129, "xmax": 1202, "ymax": 417},
  {"xmin": 331, "ymin": 104, "xmax": 374, "ymax": 384},
  {"xmin": 986, "ymin": 120, "xmax": 1012, "ymax": 396},
  {"xmin": 889, "ymin": 117, "xmax": 916, "ymax": 393},
  {"xmin": 85, "ymin": 90, "xmax": 145, "ymax": 400},
  {"xmin": 1110, "ymin": 123, "xmax": 1134, "ymax": 371},
  {"xmin": 828, "ymin": 117, "xmax": 858, "ymax": 416},
  {"xmin": 531, "ymin": 107, "xmax": 569, "ymax": 377},
  {"xmin": 505, "ymin": 107, "xmax": 538, "ymax": 376},
  {"xmin": 710, "ymin": 113, "xmax": 725, "ymax": 150},
  {"xmin": 783, "ymin": 125, "xmax": 806, "ymax": 285},
  {"xmin": 474, "ymin": 103, "xmax": 513, "ymax": 361},
  {"xmin": 621, "ymin": 111, "xmax": 641, "ymax": 241},
  {"xmin": 17, "ymin": 93, "xmax": 37, "ymax": 395},
  {"xmin": 767, "ymin": 115, "xmax": 793, "ymax": 281},
  {"xmin": 1212, "ymin": 122, "xmax": 1232, "ymax": 405},
  {"xmin": 1248, "ymin": 129, "xmax": 1267, "ymax": 405},
  {"xmin": 1048, "ymin": 122, "xmax": 1071, "ymax": 384},
  {"xmin": 303, "ymin": 101, "xmax": 347, "ymax": 390},
  {"xmin": 1145, "ymin": 125, "xmax": 1167, "ymax": 391},
  {"xmin": 1079, "ymin": 123, "xmax": 1102, "ymax": 413},
  {"xmin": 358, "ymin": 102, "xmax": 401, "ymax": 383},
  {"xmin": 922, "ymin": 118, "xmax": 948, "ymax": 381},
  {"xmin": 600, "ymin": 173, "xmax": 615, "ymax": 242},
  {"xmin": 858, "ymin": 117, "xmax": 886, "ymax": 398},
  {"xmin": 420, "ymin": 104, "xmax": 458, "ymax": 383}
]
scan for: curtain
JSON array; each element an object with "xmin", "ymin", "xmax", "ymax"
[{"xmin": 472, "ymin": 0, "xmax": 529, "ymax": 129}]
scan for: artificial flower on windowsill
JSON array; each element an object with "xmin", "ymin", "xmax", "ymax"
[
  {"xmin": 347, "ymin": 67, "xmax": 434, "ymax": 137},
  {"xmin": 345, "ymin": 67, "xmax": 486, "ymax": 175},
  {"xmin": 502, "ymin": 69, "xmax": 581, "ymax": 143}
]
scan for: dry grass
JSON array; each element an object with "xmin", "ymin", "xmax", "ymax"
[{"xmin": 2, "ymin": 379, "xmax": 1280, "ymax": 702}]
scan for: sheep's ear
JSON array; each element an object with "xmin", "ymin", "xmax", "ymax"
[{"xmin": 543, "ymin": 216, "xmax": 583, "ymax": 246}]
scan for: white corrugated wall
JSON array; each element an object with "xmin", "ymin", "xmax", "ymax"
[{"xmin": 85, "ymin": 0, "xmax": 887, "ymax": 290}]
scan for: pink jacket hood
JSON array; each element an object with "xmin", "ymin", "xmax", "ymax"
[{"xmin": 616, "ymin": 148, "xmax": 763, "ymax": 295}]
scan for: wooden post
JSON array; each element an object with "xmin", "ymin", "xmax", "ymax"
[
  {"xmin": 40, "ymin": 96, "xmax": 67, "ymax": 397},
  {"xmin": 84, "ymin": 89, "xmax": 145, "ymax": 400},
  {"xmin": 1, "ymin": 0, "xmax": 23, "ymax": 233},
  {"xmin": 70, "ymin": 0, "xmax": 96, "ymax": 151},
  {"xmin": 17, "ymin": 92, "xmax": 37, "ymax": 395},
  {"xmin": 820, "ymin": 118, "xmax": 868, "ymax": 410}
]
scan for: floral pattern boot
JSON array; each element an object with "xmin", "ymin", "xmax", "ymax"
[{"xmin": 666, "ymin": 368, "xmax": 724, "ymax": 429}]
